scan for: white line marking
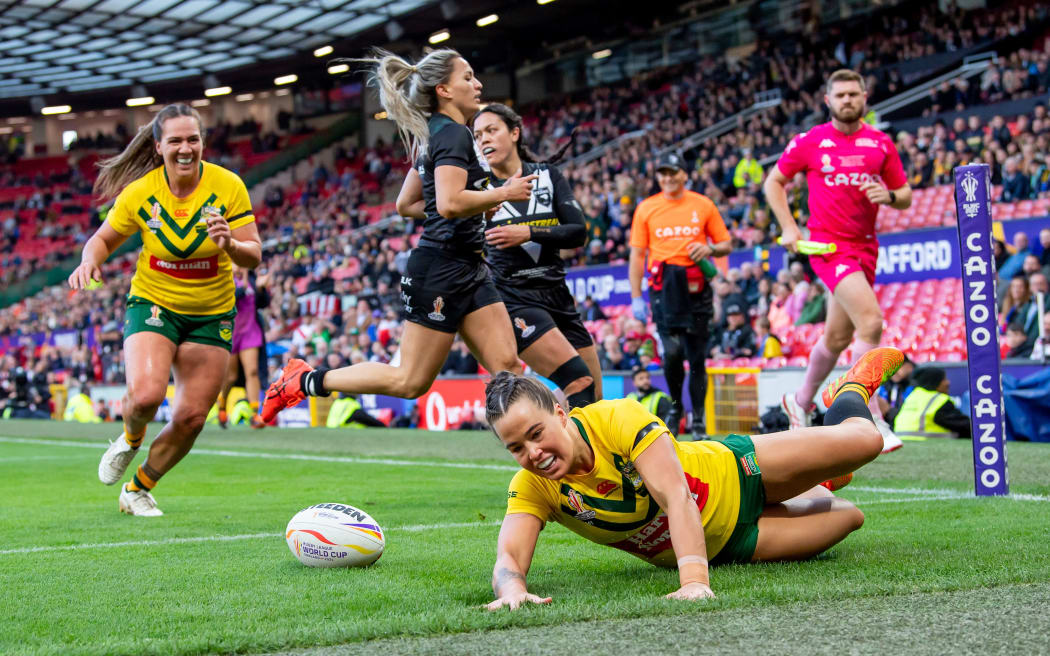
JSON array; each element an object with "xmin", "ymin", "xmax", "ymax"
[
  {"xmin": 0, "ymin": 455, "xmax": 83, "ymax": 462},
  {"xmin": 0, "ymin": 436, "xmax": 518, "ymax": 472},
  {"xmin": 0, "ymin": 521, "xmax": 501, "ymax": 556},
  {"xmin": 854, "ymin": 495, "xmax": 967, "ymax": 505},
  {"xmin": 850, "ymin": 485, "xmax": 1050, "ymax": 502}
]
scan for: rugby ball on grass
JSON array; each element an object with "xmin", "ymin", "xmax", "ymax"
[{"xmin": 285, "ymin": 502, "xmax": 385, "ymax": 568}]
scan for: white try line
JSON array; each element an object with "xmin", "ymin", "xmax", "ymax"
[
  {"xmin": 849, "ymin": 485, "xmax": 1050, "ymax": 502},
  {"xmin": 0, "ymin": 436, "xmax": 518, "ymax": 472},
  {"xmin": 0, "ymin": 520, "xmax": 502, "ymax": 556}
]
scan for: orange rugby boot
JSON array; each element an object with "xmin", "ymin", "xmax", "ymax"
[
  {"xmin": 261, "ymin": 358, "xmax": 314, "ymax": 423},
  {"xmin": 821, "ymin": 347, "xmax": 904, "ymax": 409},
  {"xmin": 820, "ymin": 472, "xmax": 853, "ymax": 492}
]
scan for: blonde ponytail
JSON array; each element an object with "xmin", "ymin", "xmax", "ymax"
[
  {"xmin": 94, "ymin": 103, "xmax": 202, "ymax": 201},
  {"xmin": 345, "ymin": 48, "xmax": 462, "ymax": 161}
]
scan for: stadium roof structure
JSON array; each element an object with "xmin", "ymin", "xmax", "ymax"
[{"xmin": 0, "ymin": 0, "xmax": 434, "ymax": 99}]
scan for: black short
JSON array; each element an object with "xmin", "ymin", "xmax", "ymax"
[
  {"xmin": 401, "ymin": 247, "xmax": 503, "ymax": 333},
  {"xmin": 650, "ymin": 288, "xmax": 713, "ymax": 335},
  {"xmin": 498, "ymin": 284, "xmax": 594, "ymax": 353}
]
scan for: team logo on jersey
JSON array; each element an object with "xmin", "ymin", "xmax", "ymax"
[
  {"xmin": 146, "ymin": 202, "xmax": 162, "ymax": 230},
  {"xmin": 820, "ymin": 154, "xmax": 835, "ymax": 173},
  {"xmin": 619, "ymin": 460, "xmax": 643, "ymax": 490},
  {"xmin": 835, "ymin": 264, "xmax": 850, "ymax": 277},
  {"xmin": 534, "ymin": 187, "xmax": 551, "ymax": 207},
  {"xmin": 145, "ymin": 305, "xmax": 164, "ymax": 327},
  {"xmin": 819, "ymin": 139, "xmax": 836, "ymax": 148},
  {"xmin": 427, "ymin": 296, "xmax": 446, "ymax": 322},
  {"xmin": 596, "ymin": 480, "xmax": 619, "ymax": 496},
  {"xmin": 838, "ymin": 155, "xmax": 866, "ymax": 167},
  {"xmin": 856, "ymin": 138, "xmax": 879, "ymax": 148},
  {"xmin": 219, "ymin": 320, "xmax": 233, "ymax": 342},
  {"xmin": 513, "ymin": 317, "xmax": 535, "ymax": 338},
  {"xmin": 565, "ymin": 488, "xmax": 596, "ymax": 522}
]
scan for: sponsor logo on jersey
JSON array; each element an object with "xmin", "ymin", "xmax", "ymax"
[
  {"xmin": 856, "ymin": 137, "xmax": 879, "ymax": 148},
  {"xmin": 513, "ymin": 317, "xmax": 535, "ymax": 338},
  {"xmin": 819, "ymin": 139, "xmax": 836, "ymax": 148},
  {"xmin": 596, "ymin": 480, "xmax": 619, "ymax": 496},
  {"xmin": 148, "ymin": 254, "xmax": 219, "ymax": 279},
  {"xmin": 835, "ymin": 263, "xmax": 850, "ymax": 277},
  {"xmin": 427, "ymin": 296, "xmax": 446, "ymax": 322},
  {"xmin": 823, "ymin": 171, "xmax": 877, "ymax": 187},
  {"xmin": 654, "ymin": 225, "xmax": 704, "ymax": 239},
  {"xmin": 565, "ymin": 488, "xmax": 596, "ymax": 522},
  {"xmin": 820, "ymin": 154, "xmax": 835, "ymax": 173},
  {"xmin": 400, "ymin": 291, "xmax": 412, "ymax": 314},
  {"xmin": 739, "ymin": 452, "xmax": 761, "ymax": 476},
  {"xmin": 174, "ymin": 209, "xmax": 189, "ymax": 218},
  {"xmin": 145, "ymin": 305, "xmax": 164, "ymax": 327},
  {"xmin": 838, "ymin": 155, "xmax": 866, "ymax": 167}
]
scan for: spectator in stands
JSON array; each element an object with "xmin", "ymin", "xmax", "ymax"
[
  {"xmin": 753, "ymin": 316, "xmax": 782, "ymax": 359},
  {"xmin": 893, "ymin": 367, "xmax": 971, "ymax": 439},
  {"xmin": 63, "ymin": 384, "xmax": 101, "ymax": 423},
  {"xmin": 1000, "ymin": 157, "xmax": 1031, "ymax": 202},
  {"xmin": 1004, "ymin": 322, "xmax": 1034, "ymax": 359},
  {"xmin": 1038, "ymin": 229, "xmax": 1050, "ymax": 269},
  {"xmin": 711, "ymin": 304, "xmax": 754, "ymax": 360},
  {"xmin": 998, "ymin": 231, "xmax": 1030, "ymax": 281},
  {"xmin": 795, "ymin": 281, "xmax": 828, "ymax": 326},
  {"xmin": 733, "ymin": 148, "xmax": 763, "ymax": 189},
  {"xmin": 597, "ymin": 333, "xmax": 624, "ymax": 371},
  {"xmin": 1001, "ymin": 275, "xmax": 1038, "ymax": 337},
  {"xmin": 619, "ymin": 331, "xmax": 645, "ymax": 372},
  {"xmin": 767, "ymin": 281, "xmax": 795, "ymax": 334},
  {"xmin": 580, "ymin": 296, "xmax": 607, "ymax": 322},
  {"xmin": 627, "ymin": 366, "xmax": 677, "ymax": 435},
  {"xmin": 441, "ymin": 338, "xmax": 479, "ymax": 376},
  {"xmin": 1030, "ymin": 313, "xmax": 1050, "ymax": 361}
]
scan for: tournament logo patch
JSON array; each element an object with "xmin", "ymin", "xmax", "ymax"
[
  {"xmin": 146, "ymin": 202, "xmax": 162, "ymax": 230},
  {"xmin": 565, "ymin": 488, "xmax": 596, "ymax": 523},
  {"xmin": 145, "ymin": 305, "xmax": 164, "ymax": 327},
  {"xmin": 513, "ymin": 317, "xmax": 535, "ymax": 338},
  {"xmin": 820, "ymin": 154, "xmax": 835, "ymax": 173},
  {"xmin": 428, "ymin": 296, "xmax": 446, "ymax": 322}
]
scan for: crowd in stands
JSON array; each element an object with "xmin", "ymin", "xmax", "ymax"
[{"xmin": 3, "ymin": 0, "xmax": 1050, "ymax": 420}]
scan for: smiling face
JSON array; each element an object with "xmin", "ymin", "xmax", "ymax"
[
  {"xmin": 656, "ymin": 168, "xmax": 687, "ymax": 196},
  {"xmin": 473, "ymin": 111, "xmax": 518, "ymax": 170},
  {"xmin": 436, "ymin": 57, "xmax": 483, "ymax": 119},
  {"xmin": 155, "ymin": 115, "xmax": 202, "ymax": 185},
  {"xmin": 825, "ymin": 80, "xmax": 867, "ymax": 124},
  {"xmin": 493, "ymin": 398, "xmax": 579, "ymax": 480}
]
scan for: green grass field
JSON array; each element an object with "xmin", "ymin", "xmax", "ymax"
[{"xmin": 1, "ymin": 420, "xmax": 1049, "ymax": 656}]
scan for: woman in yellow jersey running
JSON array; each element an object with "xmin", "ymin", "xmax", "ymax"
[
  {"xmin": 68, "ymin": 104, "xmax": 261, "ymax": 517},
  {"xmin": 483, "ymin": 347, "xmax": 904, "ymax": 609}
]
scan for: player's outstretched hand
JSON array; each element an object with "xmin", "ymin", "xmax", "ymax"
[
  {"xmin": 779, "ymin": 226, "xmax": 802, "ymax": 254},
  {"xmin": 68, "ymin": 262, "xmax": 102, "ymax": 290},
  {"xmin": 666, "ymin": 582, "xmax": 715, "ymax": 601},
  {"xmin": 859, "ymin": 180, "xmax": 892, "ymax": 205},
  {"xmin": 501, "ymin": 170, "xmax": 539, "ymax": 203},
  {"xmin": 485, "ymin": 224, "xmax": 531, "ymax": 249},
  {"xmin": 484, "ymin": 592, "xmax": 552, "ymax": 611}
]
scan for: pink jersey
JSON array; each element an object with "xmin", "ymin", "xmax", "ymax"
[{"xmin": 776, "ymin": 122, "xmax": 907, "ymax": 242}]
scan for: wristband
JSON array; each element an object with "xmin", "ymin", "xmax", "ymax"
[{"xmin": 677, "ymin": 556, "xmax": 709, "ymax": 587}]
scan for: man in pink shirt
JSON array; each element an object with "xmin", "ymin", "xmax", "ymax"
[{"xmin": 764, "ymin": 69, "xmax": 913, "ymax": 453}]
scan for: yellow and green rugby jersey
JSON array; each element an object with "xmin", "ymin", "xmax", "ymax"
[
  {"xmin": 106, "ymin": 161, "xmax": 255, "ymax": 315},
  {"xmin": 506, "ymin": 398, "xmax": 741, "ymax": 567}
]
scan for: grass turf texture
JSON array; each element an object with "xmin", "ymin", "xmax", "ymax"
[{"xmin": 1, "ymin": 421, "xmax": 1048, "ymax": 656}]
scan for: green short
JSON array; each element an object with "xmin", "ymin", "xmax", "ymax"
[
  {"xmin": 710, "ymin": 433, "xmax": 766, "ymax": 565},
  {"xmin": 124, "ymin": 295, "xmax": 235, "ymax": 352}
]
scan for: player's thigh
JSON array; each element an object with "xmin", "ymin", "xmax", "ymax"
[
  {"xmin": 520, "ymin": 327, "xmax": 582, "ymax": 378},
  {"xmin": 171, "ymin": 341, "xmax": 230, "ymax": 422},
  {"xmin": 397, "ymin": 320, "xmax": 457, "ymax": 390},
  {"xmin": 831, "ymin": 271, "xmax": 882, "ymax": 331},
  {"xmin": 123, "ymin": 331, "xmax": 177, "ymax": 406},
  {"xmin": 752, "ymin": 488, "xmax": 864, "ymax": 562},
  {"xmin": 459, "ymin": 302, "xmax": 521, "ymax": 373},
  {"xmin": 752, "ymin": 417, "xmax": 883, "ymax": 503}
]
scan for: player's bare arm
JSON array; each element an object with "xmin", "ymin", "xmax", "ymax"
[
  {"xmin": 859, "ymin": 180, "xmax": 913, "ymax": 211},
  {"xmin": 435, "ymin": 165, "xmax": 537, "ymax": 219},
  {"xmin": 634, "ymin": 433, "xmax": 715, "ymax": 601},
  {"xmin": 763, "ymin": 167, "xmax": 801, "ymax": 252},
  {"xmin": 396, "ymin": 167, "xmax": 426, "ymax": 220},
  {"xmin": 208, "ymin": 217, "xmax": 261, "ymax": 269},
  {"xmin": 68, "ymin": 222, "xmax": 130, "ymax": 290},
  {"xmin": 486, "ymin": 513, "xmax": 552, "ymax": 611}
]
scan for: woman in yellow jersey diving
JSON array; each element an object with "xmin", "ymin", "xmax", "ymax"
[
  {"xmin": 484, "ymin": 347, "xmax": 904, "ymax": 609},
  {"xmin": 68, "ymin": 104, "xmax": 261, "ymax": 516}
]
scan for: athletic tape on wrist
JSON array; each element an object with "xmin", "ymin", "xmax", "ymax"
[{"xmin": 678, "ymin": 559, "xmax": 709, "ymax": 587}]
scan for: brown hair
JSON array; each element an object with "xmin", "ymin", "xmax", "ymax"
[
  {"xmin": 826, "ymin": 69, "xmax": 866, "ymax": 94},
  {"xmin": 94, "ymin": 103, "xmax": 202, "ymax": 201},
  {"xmin": 484, "ymin": 371, "xmax": 558, "ymax": 431}
]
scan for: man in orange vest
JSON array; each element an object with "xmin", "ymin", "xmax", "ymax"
[{"xmin": 629, "ymin": 152, "xmax": 731, "ymax": 439}]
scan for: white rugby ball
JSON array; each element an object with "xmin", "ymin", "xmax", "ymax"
[{"xmin": 285, "ymin": 502, "xmax": 385, "ymax": 568}]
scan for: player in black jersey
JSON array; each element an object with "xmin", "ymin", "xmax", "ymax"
[
  {"xmin": 262, "ymin": 49, "xmax": 537, "ymax": 420},
  {"xmin": 472, "ymin": 104, "xmax": 600, "ymax": 408}
]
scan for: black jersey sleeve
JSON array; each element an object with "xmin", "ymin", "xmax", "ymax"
[
  {"xmin": 527, "ymin": 165, "xmax": 587, "ymax": 248},
  {"xmin": 430, "ymin": 124, "xmax": 472, "ymax": 170}
]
